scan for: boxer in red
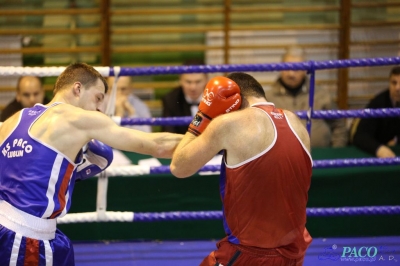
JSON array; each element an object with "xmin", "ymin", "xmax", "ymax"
[{"xmin": 171, "ymin": 72, "xmax": 312, "ymax": 265}]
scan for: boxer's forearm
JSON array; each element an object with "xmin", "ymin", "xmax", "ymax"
[{"xmin": 149, "ymin": 132, "xmax": 184, "ymax": 159}]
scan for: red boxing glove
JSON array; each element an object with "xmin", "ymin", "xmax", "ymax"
[{"xmin": 188, "ymin": 76, "xmax": 241, "ymax": 136}]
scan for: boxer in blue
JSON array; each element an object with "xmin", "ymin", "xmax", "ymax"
[{"xmin": 0, "ymin": 62, "xmax": 183, "ymax": 266}]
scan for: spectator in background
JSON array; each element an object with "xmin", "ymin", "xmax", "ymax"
[
  {"xmin": 161, "ymin": 59, "xmax": 208, "ymax": 134},
  {"xmin": 105, "ymin": 76, "xmax": 152, "ymax": 133},
  {"xmin": 99, "ymin": 76, "xmax": 153, "ymax": 166},
  {"xmin": 350, "ymin": 66, "xmax": 400, "ymax": 158},
  {"xmin": 265, "ymin": 46, "xmax": 348, "ymax": 147},
  {"xmin": 0, "ymin": 76, "xmax": 50, "ymax": 122}
]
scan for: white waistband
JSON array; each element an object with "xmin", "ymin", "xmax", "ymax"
[{"xmin": 0, "ymin": 200, "xmax": 56, "ymax": 240}]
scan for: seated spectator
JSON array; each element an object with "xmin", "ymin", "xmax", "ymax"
[
  {"xmin": 161, "ymin": 59, "xmax": 208, "ymax": 134},
  {"xmin": 265, "ymin": 46, "xmax": 348, "ymax": 147},
  {"xmin": 99, "ymin": 76, "xmax": 154, "ymax": 166},
  {"xmin": 1, "ymin": 76, "xmax": 50, "ymax": 122},
  {"xmin": 104, "ymin": 76, "xmax": 152, "ymax": 133},
  {"xmin": 350, "ymin": 66, "xmax": 400, "ymax": 158}
]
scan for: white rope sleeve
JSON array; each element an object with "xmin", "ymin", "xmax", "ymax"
[
  {"xmin": 111, "ymin": 116, "xmax": 122, "ymax": 126},
  {"xmin": 0, "ymin": 66, "xmax": 65, "ymax": 77},
  {"xmin": 0, "ymin": 66, "xmax": 110, "ymax": 77},
  {"xmin": 105, "ymin": 165, "xmax": 151, "ymax": 177},
  {"xmin": 95, "ymin": 67, "xmax": 112, "ymax": 77},
  {"xmin": 57, "ymin": 211, "xmax": 134, "ymax": 224}
]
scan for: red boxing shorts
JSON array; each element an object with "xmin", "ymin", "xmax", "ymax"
[{"xmin": 200, "ymin": 237, "xmax": 305, "ymax": 266}]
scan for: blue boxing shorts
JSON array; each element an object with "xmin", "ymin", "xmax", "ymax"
[{"xmin": 0, "ymin": 200, "xmax": 75, "ymax": 266}]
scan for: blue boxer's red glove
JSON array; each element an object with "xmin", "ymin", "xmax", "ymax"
[
  {"xmin": 188, "ymin": 76, "xmax": 241, "ymax": 136},
  {"xmin": 76, "ymin": 139, "xmax": 113, "ymax": 180}
]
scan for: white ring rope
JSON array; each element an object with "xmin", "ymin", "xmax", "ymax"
[
  {"xmin": 104, "ymin": 165, "xmax": 151, "ymax": 177},
  {"xmin": 57, "ymin": 211, "xmax": 134, "ymax": 224},
  {"xmin": 0, "ymin": 66, "xmax": 110, "ymax": 77}
]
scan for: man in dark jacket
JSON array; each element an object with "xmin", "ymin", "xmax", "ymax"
[
  {"xmin": 161, "ymin": 59, "xmax": 208, "ymax": 134},
  {"xmin": 1, "ymin": 76, "xmax": 50, "ymax": 122},
  {"xmin": 351, "ymin": 66, "xmax": 400, "ymax": 158}
]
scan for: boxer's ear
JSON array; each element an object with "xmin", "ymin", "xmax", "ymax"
[{"xmin": 73, "ymin": 82, "xmax": 82, "ymax": 96}]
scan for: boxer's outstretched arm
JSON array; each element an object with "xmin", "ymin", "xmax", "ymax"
[{"xmin": 73, "ymin": 110, "xmax": 183, "ymax": 159}]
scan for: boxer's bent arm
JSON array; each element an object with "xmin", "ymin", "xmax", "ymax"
[
  {"xmin": 171, "ymin": 114, "xmax": 232, "ymax": 178},
  {"xmin": 73, "ymin": 110, "xmax": 183, "ymax": 158}
]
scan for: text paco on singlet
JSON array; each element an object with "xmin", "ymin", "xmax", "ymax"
[{"xmin": 0, "ymin": 103, "xmax": 79, "ymax": 219}]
